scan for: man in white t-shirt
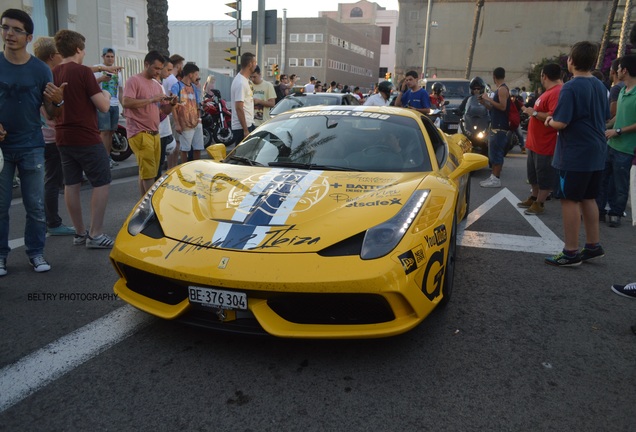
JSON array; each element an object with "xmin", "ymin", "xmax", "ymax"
[
  {"xmin": 251, "ymin": 65, "xmax": 277, "ymax": 126},
  {"xmin": 364, "ymin": 81, "xmax": 393, "ymax": 106},
  {"xmin": 304, "ymin": 76, "xmax": 316, "ymax": 93},
  {"xmin": 231, "ymin": 52, "xmax": 257, "ymax": 145}
]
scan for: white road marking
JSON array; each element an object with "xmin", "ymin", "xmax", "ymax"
[
  {"xmin": 458, "ymin": 188, "xmax": 563, "ymax": 255},
  {"xmin": 0, "ymin": 305, "xmax": 153, "ymax": 413}
]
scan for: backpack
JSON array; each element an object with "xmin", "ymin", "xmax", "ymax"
[{"xmin": 508, "ymin": 97, "xmax": 521, "ymax": 131}]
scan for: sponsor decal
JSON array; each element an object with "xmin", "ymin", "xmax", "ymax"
[
  {"xmin": 330, "ymin": 182, "xmax": 396, "ymax": 193},
  {"xmin": 424, "ymin": 224, "xmax": 447, "ymax": 248},
  {"xmin": 160, "ymin": 183, "xmax": 207, "ymax": 199},
  {"xmin": 398, "ymin": 244, "xmax": 426, "ymax": 275},
  {"xmin": 333, "ymin": 173, "xmax": 399, "ymax": 183},
  {"xmin": 329, "ymin": 193, "xmax": 350, "ymax": 202},
  {"xmin": 345, "ymin": 198, "xmax": 402, "ymax": 207},
  {"xmin": 422, "ymin": 248, "xmax": 445, "ymax": 301},
  {"xmin": 289, "ymin": 111, "xmax": 390, "ymax": 120}
]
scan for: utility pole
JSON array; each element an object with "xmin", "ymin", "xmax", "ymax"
[
  {"xmin": 465, "ymin": 0, "xmax": 484, "ymax": 79},
  {"xmin": 256, "ymin": 0, "xmax": 265, "ymax": 67},
  {"xmin": 422, "ymin": 0, "xmax": 433, "ymax": 78}
]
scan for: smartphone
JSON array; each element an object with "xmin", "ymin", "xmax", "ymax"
[{"xmin": 104, "ymin": 72, "xmax": 114, "ymax": 77}]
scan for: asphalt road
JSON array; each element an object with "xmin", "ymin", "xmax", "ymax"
[{"xmin": 1, "ymin": 149, "xmax": 635, "ymax": 431}]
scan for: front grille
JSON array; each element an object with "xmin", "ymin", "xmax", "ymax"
[
  {"xmin": 119, "ymin": 264, "xmax": 189, "ymax": 305},
  {"xmin": 267, "ymin": 293, "xmax": 394, "ymax": 325}
]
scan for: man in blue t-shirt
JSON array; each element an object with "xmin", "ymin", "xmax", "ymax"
[
  {"xmin": 0, "ymin": 9, "xmax": 65, "ymax": 275},
  {"xmin": 544, "ymin": 41, "xmax": 610, "ymax": 267},
  {"xmin": 395, "ymin": 70, "xmax": 433, "ymax": 115}
]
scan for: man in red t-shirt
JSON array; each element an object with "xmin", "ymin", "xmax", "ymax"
[
  {"xmin": 517, "ymin": 63, "xmax": 563, "ymax": 215},
  {"xmin": 53, "ymin": 30, "xmax": 114, "ymax": 249}
]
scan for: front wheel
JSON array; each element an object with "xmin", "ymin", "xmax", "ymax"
[
  {"xmin": 202, "ymin": 127, "xmax": 213, "ymax": 148},
  {"xmin": 111, "ymin": 128, "xmax": 133, "ymax": 162},
  {"xmin": 438, "ymin": 216, "xmax": 457, "ymax": 308},
  {"xmin": 213, "ymin": 127, "xmax": 234, "ymax": 146}
]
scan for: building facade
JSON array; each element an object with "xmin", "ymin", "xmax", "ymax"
[
  {"xmin": 396, "ymin": 0, "xmax": 616, "ymax": 87},
  {"xmin": 9, "ymin": 0, "xmax": 148, "ymax": 78}
]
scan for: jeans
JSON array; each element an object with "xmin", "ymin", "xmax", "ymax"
[
  {"xmin": 0, "ymin": 147, "xmax": 46, "ymax": 259},
  {"xmin": 596, "ymin": 146, "xmax": 634, "ymax": 216},
  {"xmin": 44, "ymin": 142, "xmax": 64, "ymax": 228}
]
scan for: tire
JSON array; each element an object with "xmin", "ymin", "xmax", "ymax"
[
  {"xmin": 213, "ymin": 127, "xmax": 234, "ymax": 146},
  {"xmin": 504, "ymin": 132, "xmax": 518, "ymax": 156},
  {"xmin": 438, "ymin": 216, "xmax": 457, "ymax": 308},
  {"xmin": 462, "ymin": 177, "xmax": 471, "ymax": 220},
  {"xmin": 110, "ymin": 128, "xmax": 133, "ymax": 162},
  {"xmin": 202, "ymin": 127, "xmax": 213, "ymax": 148}
]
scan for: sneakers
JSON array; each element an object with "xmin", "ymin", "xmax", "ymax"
[
  {"xmin": 86, "ymin": 233, "xmax": 114, "ymax": 249},
  {"xmin": 608, "ymin": 215, "xmax": 621, "ymax": 227},
  {"xmin": 580, "ymin": 245, "xmax": 605, "ymax": 262},
  {"xmin": 0, "ymin": 258, "xmax": 6, "ymax": 276},
  {"xmin": 74, "ymin": 230, "xmax": 88, "ymax": 246},
  {"xmin": 29, "ymin": 255, "xmax": 51, "ymax": 273},
  {"xmin": 109, "ymin": 157, "xmax": 119, "ymax": 169},
  {"xmin": 611, "ymin": 282, "xmax": 636, "ymax": 299},
  {"xmin": 47, "ymin": 224, "xmax": 76, "ymax": 236},
  {"xmin": 545, "ymin": 251, "xmax": 582, "ymax": 267},
  {"xmin": 517, "ymin": 196, "xmax": 536, "ymax": 208},
  {"xmin": 480, "ymin": 174, "xmax": 501, "ymax": 188},
  {"xmin": 524, "ymin": 201, "xmax": 544, "ymax": 215}
]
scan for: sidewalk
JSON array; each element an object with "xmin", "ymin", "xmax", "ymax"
[{"xmin": 11, "ymin": 157, "xmax": 139, "ymax": 200}]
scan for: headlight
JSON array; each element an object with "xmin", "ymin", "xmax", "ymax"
[
  {"xmin": 127, "ymin": 174, "xmax": 169, "ymax": 236},
  {"xmin": 360, "ymin": 190, "xmax": 430, "ymax": 260}
]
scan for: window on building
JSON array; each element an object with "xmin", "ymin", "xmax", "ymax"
[
  {"xmin": 305, "ymin": 59, "xmax": 314, "ymax": 67},
  {"xmin": 126, "ymin": 16, "xmax": 136, "ymax": 38},
  {"xmin": 379, "ymin": 67, "xmax": 388, "ymax": 78},
  {"xmin": 289, "ymin": 58, "xmax": 298, "ymax": 67},
  {"xmin": 381, "ymin": 27, "xmax": 390, "ymax": 45},
  {"xmin": 32, "ymin": 0, "xmax": 58, "ymax": 36},
  {"xmin": 290, "ymin": 33, "xmax": 300, "ymax": 42},
  {"xmin": 350, "ymin": 7, "xmax": 363, "ymax": 18},
  {"xmin": 267, "ymin": 57, "xmax": 277, "ymax": 66}
]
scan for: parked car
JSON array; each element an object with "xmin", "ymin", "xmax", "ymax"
[
  {"xmin": 422, "ymin": 78, "xmax": 471, "ymax": 134},
  {"xmin": 269, "ymin": 90, "xmax": 360, "ymax": 118},
  {"xmin": 110, "ymin": 105, "xmax": 488, "ymax": 339}
]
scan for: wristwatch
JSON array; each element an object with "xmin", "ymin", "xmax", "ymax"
[
  {"xmin": 616, "ymin": 128, "xmax": 622, "ymax": 136},
  {"xmin": 532, "ymin": 111, "xmax": 538, "ymax": 117},
  {"xmin": 53, "ymin": 100, "xmax": 64, "ymax": 107}
]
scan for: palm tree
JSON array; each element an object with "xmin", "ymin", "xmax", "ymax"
[
  {"xmin": 597, "ymin": 0, "xmax": 620, "ymax": 69},
  {"xmin": 147, "ymin": 0, "xmax": 169, "ymax": 56},
  {"xmin": 465, "ymin": 0, "xmax": 484, "ymax": 79}
]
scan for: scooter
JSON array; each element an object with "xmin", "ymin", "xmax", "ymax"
[
  {"xmin": 201, "ymin": 89, "xmax": 233, "ymax": 147},
  {"xmin": 459, "ymin": 95, "xmax": 490, "ymax": 155},
  {"xmin": 110, "ymin": 115, "xmax": 133, "ymax": 162}
]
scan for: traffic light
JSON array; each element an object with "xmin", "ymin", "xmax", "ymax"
[
  {"xmin": 225, "ymin": 2, "xmax": 240, "ymax": 19},
  {"xmin": 224, "ymin": 47, "xmax": 238, "ymax": 64},
  {"xmin": 385, "ymin": 72, "xmax": 392, "ymax": 81},
  {"xmin": 273, "ymin": 64, "xmax": 279, "ymax": 76}
]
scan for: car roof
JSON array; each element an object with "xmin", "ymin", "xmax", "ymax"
[{"xmin": 279, "ymin": 104, "xmax": 421, "ymax": 120}]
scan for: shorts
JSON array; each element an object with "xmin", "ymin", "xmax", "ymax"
[
  {"xmin": 178, "ymin": 123, "xmax": 204, "ymax": 152},
  {"xmin": 129, "ymin": 131, "xmax": 161, "ymax": 180},
  {"xmin": 97, "ymin": 106, "xmax": 119, "ymax": 131},
  {"xmin": 488, "ymin": 129, "xmax": 508, "ymax": 166},
  {"xmin": 58, "ymin": 144, "xmax": 111, "ymax": 187},
  {"xmin": 553, "ymin": 169, "xmax": 603, "ymax": 202},
  {"xmin": 526, "ymin": 150, "xmax": 556, "ymax": 190}
]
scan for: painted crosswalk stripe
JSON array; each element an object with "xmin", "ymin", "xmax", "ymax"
[{"xmin": 0, "ymin": 305, "xmax": 152, "ymax": 413}]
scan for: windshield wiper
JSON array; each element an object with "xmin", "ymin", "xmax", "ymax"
[
  {"xmin": 226, "ymin": 155, "xmax": 265, "ymax": 167},
  {"xmin": 268, "ymin": 161, "xmax": 361, "ymax": 171}
]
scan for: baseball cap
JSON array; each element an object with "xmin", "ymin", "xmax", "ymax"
[
  {"xmin": 102, "ymin": 47, "xmax": 115, "ymax": 55},
  {"xmin": 310, "ymin": 76, "xmax": 316, "ymax": 81}
]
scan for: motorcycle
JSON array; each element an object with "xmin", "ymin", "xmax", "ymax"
[
  {"xmin": 110, "ymin": 115, "xmax": 133, "ymax": 162},
  {"xmin": 459, "ymin": 95, "xmax": 490, "ymax": 155},
  {"xmin": 201, "ymin": 89, "xmax": 233, "ymax": 147}
]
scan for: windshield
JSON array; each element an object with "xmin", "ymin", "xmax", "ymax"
[
  {"xmin": 226, "ymin": 111, "xmax": 433, "ymax": 173},
  {"xmin": 270, "ymin": 95, "xmax": 351, "ymax": 115}
]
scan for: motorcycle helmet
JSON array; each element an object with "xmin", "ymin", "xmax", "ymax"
[
  {"xmin": 378, "ymin": 80, "xmax": 393, "ymax": 96},
  {"xmin": 469, "ymin": 76, "xmax": 486, "ymax": 93},
  {"xmin": 432, "ymin": 82, "xmax": 446, "ymax": 94},
  {"xmin": 510, "ymin": 88, "xmax": 519, "ymax": 97}
]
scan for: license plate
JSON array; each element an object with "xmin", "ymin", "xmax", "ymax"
[
  {"xmin": 188, "ymin": 286, "xmax": 247, "ymax": 310},
  {"xmin": 448, "ymin": 124, "xmax": 458, "ymax": 130}
]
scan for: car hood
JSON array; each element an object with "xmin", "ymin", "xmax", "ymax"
[{"xmin": 152, "ymin": 161, "xmax": 427, "ymax": 253}]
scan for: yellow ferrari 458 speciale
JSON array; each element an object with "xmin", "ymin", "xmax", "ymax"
[{"xmin": 111, "ymin": 106, "xmax": 488, "ymax": 338}]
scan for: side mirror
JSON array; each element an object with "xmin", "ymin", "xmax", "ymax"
[
  {"xmin": 443, "ymin": 100, "xmax": 450, "ymax": 106},
  {"xmin": 449, "ymin": 152, "xmax": 489, "ymax": 181},
  {"xmin": 206, "ymin": 144, "xmax": 227, "ymax": 161}
]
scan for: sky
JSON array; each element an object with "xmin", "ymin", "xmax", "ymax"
[{"xmin": 167, "ymin": 0, "xmax": 399, "ymax": 21}]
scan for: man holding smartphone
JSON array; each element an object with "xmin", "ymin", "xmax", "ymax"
[{"xmin": 94, "ymin": 47, "xmax": 123, "ymax": 168}]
